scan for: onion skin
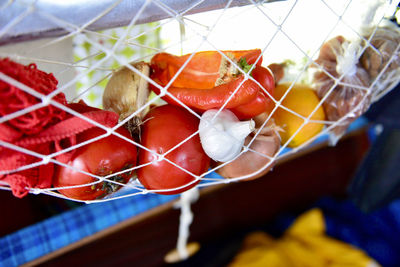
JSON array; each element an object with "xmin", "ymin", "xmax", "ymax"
[
  {"xmin": 102, "ymin": 61, "xmax": 150, "ymax": 120},
  {"xmin": 216, "ymin": 127, "xmax": 280, "ymax": 181},
  {"xmin": 267, "ymin": 63, "xmax": 285, "ymax": 84}
]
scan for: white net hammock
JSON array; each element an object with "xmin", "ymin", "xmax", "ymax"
[{"xmin": 0, "ymin": 0, "xmax": 400, "ymax": 205}]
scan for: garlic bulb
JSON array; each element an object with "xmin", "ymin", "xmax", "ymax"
[
  {"xmin": 198, "ymin": 109, "xmax": 255, "ymax": 162},
  {"xmin": 103, "ymin": 61, "xmax": 150, "ymax": 120}
]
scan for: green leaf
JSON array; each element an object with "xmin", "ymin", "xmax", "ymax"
[
  {"xmin": 83, "ymin": 41, "xmax": 92, "ymax": 53},
  {"xmin": 121, "ymin": 47, "xmax": 136, "ymax": 58},
  {"xmin": 94, "ymin": 52, "xmax": 106, "ymax": 61},
  {"xmin": 238, "ymin": 58, "xmax": 254, "ymax": 75},
  {"xmin": 137, "ymin": 34, "xmax": 147, "ymax": 45},
  {"xmin": 73, "ymin": 54, "xmax": 82, "ymax": 62},
  {"xmin": 87, "ymin": 91, "xmax": 98, "ymax": 103},
  {"xmin": 76, "ymin": 81, "xmax": 84, "ymax": 90},
  {"xmin": 98, "ymin": 77, "xmax": 108, "ymax": 89}
]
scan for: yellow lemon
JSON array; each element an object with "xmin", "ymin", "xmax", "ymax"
[{"xmin": 273, "ymin": 82, "xmax": 325, "ymax": 148}]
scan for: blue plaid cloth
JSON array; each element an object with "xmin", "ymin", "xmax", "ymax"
[{"xmin": 0, "ymin": 194, "xmax": 177, "ymax": 266}]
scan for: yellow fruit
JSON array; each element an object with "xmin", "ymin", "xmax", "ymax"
[{"xmin": 273, "ymin": 82, "xmax": 325, "ymax": 148}]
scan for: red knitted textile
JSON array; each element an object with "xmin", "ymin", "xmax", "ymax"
[
  {"xmin": 0, "ymin": 58, "xmax": 68, "ymax": 135},
  {"xmin": 0, "ymin": 59, "xmax": 119, "ymax": 198}
]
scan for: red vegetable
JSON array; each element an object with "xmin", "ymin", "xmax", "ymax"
[
  {"xmin": 54, "ymin": 127, "xmax": 137, "ymax": 200},
  {"xmin": 150, "ymin": 49, "xmax": 262, "ymax": 89},
  {"xmin": 150, "ymin": 50, "xmax": 275, "ymax": 119},
  {"xmin": 230, "ymin": 91, "xmax": 270, "ymax": 120},
  {"xmin": 230, "ymin": 65, "xmax": 275, "ymax": 119},
  {"xmin": 137, "ymin": 105, "xmax": 210, "ymax": 194},
  {"xmin": 154, "ymin": 76, "xmax": 261, "ymax": 112},
  {"xmin": 252, "ymin": 65, "xmax": 275, "ymax": 99}
]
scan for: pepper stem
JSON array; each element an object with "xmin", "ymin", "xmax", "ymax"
[{"xmin": 238, "ymin": 57, "xmax": 254, "ymax": 75}]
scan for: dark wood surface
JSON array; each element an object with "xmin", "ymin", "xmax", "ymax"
[
  {"xmin": 24, "ymin": 128, "xmax": 370, "ymax": 267},
  {"xmin": 0, "ymin": 187, "xmax": 82, "ymax": 238}
]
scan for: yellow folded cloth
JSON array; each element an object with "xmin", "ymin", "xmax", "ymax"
[{"xmin": 229, "ymin": 209, "xmax": 380, "ymax": 267}]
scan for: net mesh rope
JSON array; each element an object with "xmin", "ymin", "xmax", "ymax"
[{"xmin": 0, "ymin": 0, "xmax": 399, "ymax": 203}]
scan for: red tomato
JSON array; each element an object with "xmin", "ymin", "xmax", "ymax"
[
  {"xmin": 54, "ymin": 127, "xmax": 137, "ymax": 201},
  {"xmin": 230, "ymin": 92, "xmax": 270, "ymax": 120},
  {"xmin": 253, "ymin": 65, "xmax": 275, "ymax": 103},
  {"xmin": 137, "ymin": 105, "xmax": 210, "ymax": 194},
  {"xmin": 230, "ymin": 65, "xmax": 275, "ymax": 119},
  {"xmin": 253, "ymin": 65, "xmax": 275, "ymax": 94}
]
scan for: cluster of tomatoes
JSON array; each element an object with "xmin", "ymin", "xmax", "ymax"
[
  {"xmin": 53, "ymin": 104, "xmax": 211, "ymax": 201},
  {"xmin": 55, "ymin": 49, "xmax": 275, "ymax": 201}
]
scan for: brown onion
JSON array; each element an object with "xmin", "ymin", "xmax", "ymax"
[
  {"xmin": 313, "ymin": 36, "xmax": 370, "ymax": 141},
  {"xmin": 102, "ymin": 61, "xmax": 150, "ymax": 121},
  {"xmin": 360, "ymin": 24, "xmax": 400, "ymax": 80}
]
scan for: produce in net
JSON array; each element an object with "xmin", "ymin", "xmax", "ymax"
[
  {"xmin": 215, "ymin": 122, "xmax": 280, "ymax": 181},
  {"xmin": 102, "ymin": 61, "xmax": 151, "ymax": 121},
  {"xmin": 137, "ymin": 104, "xmax": 210, "ymax": 195},
  {"xmin": 360, "ymin": 22, "xmax": 400, "ymax": 95},
  {"xmin": 0, "ymin": 58, "xmax": 139, "ymax": 199},
  {"xmin": 0, "ymin": 0, "xmax": 399, "ymax": 203},
  {"xmin": 53, "ymin": 126, "xmax": 138, "ymax": 201},
  {"xmin": 272, "ymin": 82, "xmax": 326, "ymax": 148},
  {"xmin": 198, "ymin": 109, "xmax": 255, "ymax": 163},
  {"xmin": 150, "ymin": 49, "xmax": 262, "ymax": 89},
  {"xmin": 149, "ymin": 49, "xmax": 275, "ymax": 118},
  {"xmin": 312, "ymin": 36, "xmax": 370, "ymax": 144}
]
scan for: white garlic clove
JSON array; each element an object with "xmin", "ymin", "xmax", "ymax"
[{"xmin": 199, "ymin": 109, "xmax": 254, "ymax": 162}]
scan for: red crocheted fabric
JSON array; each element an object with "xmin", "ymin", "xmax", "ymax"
[
  {"xmin": 0, "ymin": 59, "xmax": 119, "ymax": 198},
  {"xmin": 0, "ymin": 58, "xmax": 68, "ymax": 135}
]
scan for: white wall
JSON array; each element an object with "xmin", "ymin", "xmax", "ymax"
[{"xmin": 0, "ymin": 37, "xmax": 76, "ymax": 101}]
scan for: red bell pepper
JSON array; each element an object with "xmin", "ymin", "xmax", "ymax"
[
  {"xmin": 150, "ymin": 49, "xmax": 275, "ymax": 118},
  {"xmin": 155, "ymin": 75, "xmax": 260, "ymax": 112},
  {"xmin": 150, "ymin": 49, "xmax": 262, "ymax": 89}
]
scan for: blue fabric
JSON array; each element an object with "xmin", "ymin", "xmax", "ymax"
[
  {"xmin": 318, "ymin": 198, "xmax": 400, "ymax": 267},
  {"xmin": 0, "ymin": 194, "xmax": 177, "ymax": 266},
  {"xmin": 260, "ymin": 197, "xmax": 400, "ymax": 267}
]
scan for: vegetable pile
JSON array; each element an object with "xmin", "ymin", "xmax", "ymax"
[{"xmin": 1, "ymin": 20, "xmax": 399, "ymax": 201}]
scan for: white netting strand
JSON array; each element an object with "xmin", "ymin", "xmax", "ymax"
[{"xmin": 0, "ymin": 0, "xmax": 399, "ymax": 203}]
